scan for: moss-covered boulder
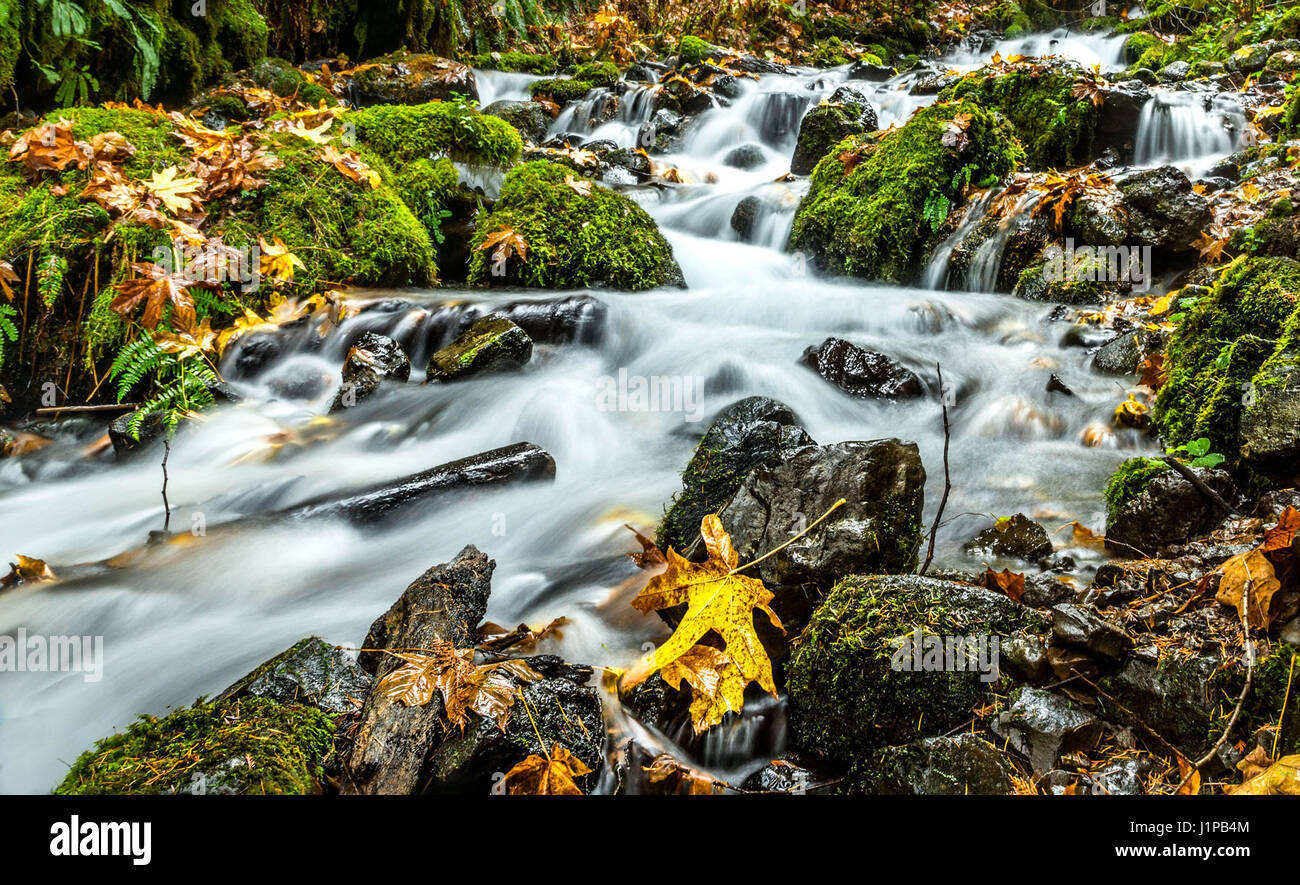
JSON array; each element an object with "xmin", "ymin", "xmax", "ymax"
[
  {"xmin": 677, "ymin": 35, "xmax": 719, "ymax": 65},
  {"xmin": 1103, "ymin": 456, "xmax": 1171, "ymax": 525},
  {"xmin": 787, "ymin": 98, "xmax": 1022, "ymax": 284},
  {"xmin": 346, "ymin": 53, "xmax": 480, "ymax": 105},
  {"xmin": 790, "ymin": 86, "xmax": 878, "ymax": 175},
  {"xmin": 1154, "ymin": 257, "xmax": 1300, "ymax": 469},
  {"xmin": 467, "ymin": 51, "xmax": 558, "ymax": 74},
  {"xmin": 467, "ymin": 161, "xmax": 683, "ymax": 290},
  {"xmin": 788, "ymin": 575, "xmax": 1048, "ymax": 764},
  {"xmin": 938, "ymin": 64, "xmax": 1105, "ymax": 169},
  {"xmin": 529, "ymin": 61, "xmax": 620, "ymax": 106},
  {"xmin": 426, "ymin": 314, "xmax": 532, "ymax": 382},
  {"xmin": 348, "ymin": 100, "xmax": 523, "ymax": 168},
  {"xmin": 55, "ymin": 696, "xmax": 335, "ymax": 795},
  {"xmin": 852, "ymin": 733, "xmax": 1016, "ymax": 795}
]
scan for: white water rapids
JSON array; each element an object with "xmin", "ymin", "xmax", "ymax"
[{"xmin": 0, "ymin": 30, "xmax": 1244, "ymax": 792}]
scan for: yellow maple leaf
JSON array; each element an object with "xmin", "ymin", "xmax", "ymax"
[
  {"xmin": 502, "ymin": 743, "xmax": 592, "ymax": 795},
  {"xmin": 143, "ymin": 166, "xmax": 203, "ymax": 214},
  {"xmin": 258, "ymin": 236, "xmax": 306, "ymax": 283},
  {"xmin": 1226, "ymin": 755, "xmax": 1300, "ymax": 795},
  {"xmin": 627, "ymin": 513, "xmax": 784, "ymax": 696},
  {"xmin": 659, "ymin": 645, "xmax": 748, "ymax": 733}
]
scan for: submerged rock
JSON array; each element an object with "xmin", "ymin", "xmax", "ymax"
[
  {"xmin": 657, "ymin": 396, "xmax": 813, "ymax": 554},
  {"xmin": 723, "ymin": 143, "xmax": 767, "ymax": 170},
  {"xmin": 963, "ymin": 513, "xmax": 1053, "ymax": 561},
  {"xmin": 426, "ymin": 314, "xmax": 533, "ymax": 383},
  {"xmin": 329, "ymin": 331, "xmax": 411, "ymax": 412},
  {"xmin": 798, "ymin": 337, "xmax": 924, "ymax": 400}
]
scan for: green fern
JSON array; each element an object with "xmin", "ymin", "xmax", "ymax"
[
  {"xmin": 0, "ymin": 305, "xmax": 17, "ymax": 372},
  {"xmin": 109, "ymin": 332, "xmax": 219, "ymax": 439},
  {"xmin": 110, "ymin": 334, "xmax": 165, "ymax": 402}
]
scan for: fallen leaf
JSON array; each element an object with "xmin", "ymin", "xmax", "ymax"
[
  {"xmin": 2, "ymin": 555, "xmax": 56, "ymax": 588},
  {"xmin": 502, "ymin": 742, "xmax": 592, "ymax": 795},
  {"xmin": 659, "ymin": 644, "xmax": 748, "ymax": 733},
  {"xmin": 982, "ymin": 566, "xmax": 1025, "ymax": 602},
  {"xmin": 143, "ymin": 166, "xmax": 203, "ymax": 215},
  {"xmin": 375, "ymin": 638, "xmax": 542, "ymax": 731},
  {"xmin": 1225, "ymin": 754, "xmax": 1300, "ymax": 795},
  {"xmin": 1215, "ymin": 548, "xmax": 1282, "ymax": 629},
  {"xmin": 642, "ymin": 753, "xmax": 719, "ymax": 794}
]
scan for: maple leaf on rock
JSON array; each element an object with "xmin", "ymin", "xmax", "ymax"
[
  {"xmin": 110, "ymin": 261, "xmax": 200, "ymax": 330},
  {"xmin": 502, "ymin": 743, "xmax": 593, "ymax": 795},
  {"xmin": 659, "ymin": 644, "xmax": 748, "ymax": 733},
  {"xmin": 627, "ymin": 513, "xmax": 784, "ymax": 696}
]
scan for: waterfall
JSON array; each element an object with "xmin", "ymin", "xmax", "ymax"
[{"xmin": 1134, "ymin": 89, "xmax": 1244, "ymax": 176}]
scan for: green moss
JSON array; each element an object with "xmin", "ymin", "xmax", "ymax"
[
  {"xmin": 1284, "ymin": 84, "xmax": 1300, "ymax": 138},
  {"xmin": 809, "ymin": 37, "xmax": 852, "ymax": 68},
  {"xmin": 1155, "ymin": 258, "xmax": 1300, "ymax": 464},
  {"xmin": 55, "ymin": 696, "xmax": 334, "ymax": 795},
  {"xmin": 348, "ymin": 101, "xmax": 522, "ymax": 168},
  {"xmin": 570, "ymin": 61, "xmax": 619, "ymax": 86},
  {"xmin": 1123, "ymin": 32, "xmax": 1163, "ymax": 65},
  {"xmin": 529, "ymin": 76, "xmax": 597, "ymax": 104},
  {"xmin": 467, "ymin": 160, "xmax": 679, "ymax": 290},
  {"xmin": 788, "ymin": 98, "xmax": 1022, "ymax": 283},
  {"xmin": 788, "ymin": 575, "xmax": 1048, "ymax": 763},
  {"xmin": 1273, "ymin": 6, "xmax": 1300, "ymax": 40},
  {"xmin": 1103, "ymin": 457, "xmax": 1170, "ymax": 524},
  {"xmin": 467, "ymin": 51, "xmax": 558, "ymax": 74},
  {"xmin": 940, "ymin": 66, "xmax": 1099, "ymax": 169},
  {"xmin": 678, "ymin": 35, "xmax": 716, "ymax": 65}
]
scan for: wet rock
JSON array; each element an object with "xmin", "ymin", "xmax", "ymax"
[
  {"xmin": 798, "ymin": 337, "xmax": 924, "ymax": 400},
  {"xmin": 1092, "ymin": 330, "xmax": 1141, "ymax": 375},
  {"xmin": 1240, "ymin": 345, "xmax": 1300, "ymax": 485},
  {"xmin": 789, "ymin": 575, "xmax": 1048, "ymax": 760},
  {"xmin": 730, "ymin": 195, "xmax": 762, "ymax": 242},
  {"xmin": 846, "ymin": 60, "xmax": 894, "ymax": 81},
  {"xmin": 741, "ymin": 760, "xmax": 819, "ymax": 793},
  {"xmin": 1158, "ymin": 60, "xmax": 1191, "ymax": 82},
  {"xmin": 723, "ymin": 143, "xmax": 766, "ymax": 169},
  {"xmin": 1095, "ymin": 80, "xmax": 1151, "ymax": 160},
  {"xmin": 729, "ymin": 55, "xmax": 789, "ymax": 76},
  {"xmin": 347, "ymin": 54, "xmax": 479, "ymax": 106},
  {"xmin": 1047, "ymin": 373, "xmax": 1074, "ymax": 396},
  {"xmin": 1097, "ymin": 654, "xmax": 1236, "ymax": 752},
  {"xmin": 595, "ymin": 146, "xmax": 652, "ymax": 181},
  {"xmin": 275, "ymin": 442, "xmax": 556, "ymax": 524},
  {"xmin": 107, "ymin": 411, "xmax": 167, "ymax": 459},
  {"xmin": 329, "ymin": 332, "xmax": 410, "ymax": 412},
  {"xmin": 854, "ymin": 734, "xmax": 1016, "ymax": 795},
  {"xmin": 1106, "ymin": 467, "xmax": 1244, "ymax": 557},
  {"xmin": 424, "ymin": 655, "xmax": 602, "ymax": 793},
  {"xmin": 426, "ymin": 314, "xmax": 532, "ymax": 383},
  {"xmin": 1022, "ymin": 573, "xmax": 1074, "ymax": 608},
  {"xmin": 657, "ymin": 396, "xmax": 813, "ymax": 553},
  {"xmin": 1050, "ymin": 603, "xmax": 1134, "ymax": 660},
  {"xmin": 708, "ymin": 440, "xmax": 927, "ymax": 627},
  {"xmin": 217, "ymin": 637, "xmax": 371, "ymax": 717},
  {"xmin": 637, "ymin": 108, "xmax": 685, "ymax": 153},
  {"xmin": 789, "ymin": 88, "xmax": 877, "ymax": 175},
  {"xmin": 1092, "ymin": 758, "xmax": 1148, "ymax": 795},
  {"xmin": 963, "ymin": 513, "xmax": 1053, "ymax": 561},
  {"xmin": 1001, "ymin": 634, "xmax": 1052, "ymax": 682},
  {"xmin": 1117, "ymin": 165, "xmax": 1213, "ymax": 252},
  {"xmin": 994, "ymin": 687, "xmax": 1103, "ymax": 772},
  {"xmin": 482, "ymin": 99, "xmax": 550, "ymax": 144},
  {"xmin": 342, "ymin": 546, "xmax": 493, "ymax": 794}
]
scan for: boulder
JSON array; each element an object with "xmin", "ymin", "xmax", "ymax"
[
  {"xmin": 482, "ymin": 99, "xmax": 551, "ymax": 144},
  {"xmin": 1118, "ymin": 165, "xmax": 1213, "ymax": 252},
  {"xmin": 1106, "ymin": 467, "xmax": 1243, "ymax": 557},
  {"xmin": 1091, "ymin": 330, "xmax": 1141, "ymax": 375},
  {"xmin": 347, "ymin": 55, "xmax": 479, "ymax": 106},
  {"xmin": 329, "ymin": 331, "xmax": 411, "ymax": 412},
  {"xmin": 426, "ymin": 314, "xmax": 533, "ymax": 383},
  {"xmin": 798, "ymin": 338, "xmax": 924, "ymax": 400},
  {"xmin": 963, "ymin": 513, "xmax": 1053, "ymax": 561},
  {"xmin": 706, "ymin": 440, "xmax": 927, "ymax": 626},
  {"xmin": 1050, "ymin": 603, "xmax": 1134, "ymax": 660},
  {"xmin": 788, "ymin": 575, "xmax": 1048, "ymax": 761},
  {"xmin": 993, "ymin": 687, "xmax": 1103, "ymax": 773},
  {"xmin": 789, "ymin": 86, "xmax": 878, "ymax": 175},
  {"xmin": 846, "ymin": 60, "xmax": 895, "ymax": 81},
  {"xmin": 854, "ymin": 733, "xmax": 1016, "ymax": 795},
  {"xmin": 1240, "ymin": 344, "xmax": 1300, "ymax": 485},
  {"xmin": 723, "ymin": 144, "xmax": 767, "ymax": 169},
  {"xmin": 217, "ymin": 637, "xmax": 371, "ymax": 717},
  {"xmin": 730, "ymin": 195, "xmax": 761, "ymax": 242},
  {"xmin": 657, "ymin": 396, "xmax": 813, "ymax": 553}
]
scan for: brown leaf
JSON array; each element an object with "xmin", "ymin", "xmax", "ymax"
[
  {"xmin": 1214, "ymin": 548, "xmax": 1282, "ymax": 629},
  {"xmin": 624, "ymin": 523, "xmax": 666, "ymax": 569},
  {"xmin": 642, "ymin": 753, "xmax": 720, "ymax": 795},
  {"xmin": 982, "ymin": 566, "xmax": 1026, "ymax": 602},
  {"xmin": 502, "ymin": 742, "xmax": 592, "ymax": 795},
  {"xmin": 2, "ymin": 555, "xmax": 56, "ymax": 588},
  {"xmin": 659, "ymin": 645, "xmax": 747, "ymax": 733},
  {"xmin": 110, "ymin": 261, "xmax": 198, "ymax": 330}
]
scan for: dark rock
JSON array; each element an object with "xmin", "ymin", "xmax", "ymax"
[
  {"xmin": 994, "ymin": 687, "xmax": 1103, "ymax": 772},
  {"xmin": 225, "ymin": 330, "xmax": 288, "ymax": 378},
  {"xmin": 217, "ymin": 637, "xmax": 371, "ymax": 716},
  {"xmin": 274, "ymin": 442, "xmax": 556, "ymax": 524},
  {"xmin": 790, "ymin": 90, "xmax": 877, "ymax": 175},
  {"xmin": 1022, "ymin": 573, "xmax": 1074, "ymax": 608},
  {"xmin": 596, "ymin": 146, "xmax": 652, "ymax": 180},
  {"xmin": 798, "ymin": 337, "xmax": 924, "ymax": 400},
  {"xmin": 1240, "ymin": 345, "xmax": 1300, "ymax": 485},
  {"xmin": 342, "ymin": 545, "xmax": 494, "ymax": 794},
  {"xmin": 1096, "ymin": 80, "xmax": 1151, "ymax": 160},
  {"xmin": 963, "ymin": 513, "xmax": 1053, "ymax": 561},
  {"xmin": 1097, "ymin": 654, "xmax": 1236, "ymax": 752},
  {"xmin": 1047, "ymin": 373, "xmax": 1074, "ymax": 396},
  {"xmin": 657, "ymin": 396, "xmax": 813, "ymax": 554},
  {"xmin": 708, "ymin": 440, "xmax": 927, "ymax": 628},
  {"xmin": 741, "ymin": 760, "xmax": 819, "ymax": 793},
  {"xmin": 855, "ymin": 734, "xmax": 1015, "ymax": 795},
  {"xmin": 730, "ymin": 195, "xmax": 761, "ymax": 242},
  {"xmin": 1001, "ymin": 634, "xmax": 1052, "ymax": 682},
  {"xmin": 1050, "ymin": 603, "xmax": 1134, "ymax": 660},
  {"xmin": 1118, "ymin": 165, "xmax": 1213, "ymax": 252},
  {"xmin": 846, "ymin": 60, "xmax": 895, "ymax": 81},
  {"xmin": 723, "ymin": 143, "xmax": 767, "ymax": 169},
  {"xmin": 1158, "ymin": 60, "xmax": 1191, "ymax": 82},
  {"xmin": 329, "ymin": 332, "xmax": 411, "ymax": 412},
  {"xmin": 426, "ymin": 314, "xmax": 532, "ymax": 383},
  {"xmin": 1106, "ymin": 468, "xmax": 1244, "ymax": 557},
  {"xmin": 482, "ymin": 99, "xmax": 550, "ymax": 143},
  {"xmin": 107, "ymin": 411, "xmax": 167, "ymax": 459},
  {"xmin": 1092, "ymin": 330, "xmax": 1141, "ymax": 375}
]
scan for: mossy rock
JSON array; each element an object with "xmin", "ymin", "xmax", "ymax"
[
  {"xmin": 426, "ymin": 313, "xmax": 532, "ymax": 382},
  {"xmin": 55, "ymin": 696, "xmax": 335, "ymax": 795},
  {"xmin": 529, "ymin": 77, "xmax": 598, "ymax": 105},
  {"xmin": 467, "ymin": 51, "xmax": 558, "ymax": 74},
  {"xmin": 788, "ymin": 98, "xmax": 1022, "ymax": 283},
  {"xmin": 467, "ymin": 161, "xmax": 682, "ymax": 290},
  {"xmin": 1154, "ymin": 257, "xmax": 1300, "ymax": 469},
  {"xmin": 788, "ymin": 574, "xmax": 1048, "ymax": 763},
  {"xmin": 939, "ymin": 64, "xmax": 1100, "ymax": 169},
  {"xmin": 677, "ymin": 35, "xmax": 718, "ymax": 65},
  {"xmin": 809, "ymin": 37, "xmax": 852, "ymax": 68},
  {"xmin": 1103, "ymin": 456, "xmax": 1171, "ymax": 525},
  {"xmin": 348, "ymin": 101, "xmax": 523, "ymax": 168}
]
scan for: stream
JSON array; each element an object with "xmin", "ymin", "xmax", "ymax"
[{"xmin": 0, "ymin": 28, "xmax": 1246, "ymax": 792}]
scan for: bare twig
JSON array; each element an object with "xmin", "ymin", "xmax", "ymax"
[
  {"xmin": 1161, "ymin": 455, "xmax": 1240, "ymax": 516},
  {"xmin": 160, "ymin": 438, "xmax": 172, "ymax": 534},
  {"xmin": 35, "ymin": 403, "xmax": 139, "ymax": 417},
  {"xmin": 919, "ymin": 363, "xmax": 951, "ymax": 577}
]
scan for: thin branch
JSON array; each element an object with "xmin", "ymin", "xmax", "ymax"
[
  {"xmin": 1161, "ymin": 455, "xmax": 1239, "ymax": 516},
  {"xmin": 160, "ymin": 438, "xmax": 172, "ymax": 534},
  {"xmin": 920, "ymin": 363, "xmax": 951, "ymax": 577}
]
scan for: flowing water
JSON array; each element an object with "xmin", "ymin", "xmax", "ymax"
[{"xmin": 0, "ymin": 32, "xmax": 1244, "ymax": 792}]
